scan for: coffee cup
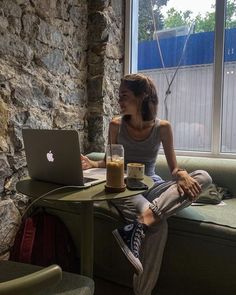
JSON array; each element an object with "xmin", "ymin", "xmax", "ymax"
[{"xmin": 127, "ymin": 163, "xmax": 145, "ymax": 180}]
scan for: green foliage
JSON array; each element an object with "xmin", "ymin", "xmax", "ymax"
[
  {"xmin": 194, "ymin": 12, "xmax": 215, "ymax": 32},
  {"xmin": 226, "ymin": 0, "xmax": 236, "ymax": 28},
  {"xmin": 164, "ymin": 8, "xmax": 193, "ymax": 28},
  {"xmin": 139, "ymin": 0, "xmax": 236, "ymax": 39},
  {"xmin": 138, "ymin": 0, "xmax": 169, "ymax": 41},
  {"xmin": 163, "ymin": 0, "xmax": 236, "ymax": 32},
  {"xmin": 163, "ymin": 6, "xmax": 215, "ymax": 33}
]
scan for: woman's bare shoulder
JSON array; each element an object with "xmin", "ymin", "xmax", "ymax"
[
  {"xmin": 159, "ymin": 119, "xmax": 173, "ymax": 138},
  {"xmin": 159, "ymin": 119, "xmax": 171, "ymax": 128},
  {"xmin": 109, "ymin": 116, "xmax": 121, "ymax": 143}
]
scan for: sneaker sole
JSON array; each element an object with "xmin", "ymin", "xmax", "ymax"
[{"xmin": 112, "ymin": 229, "xmax": 143, "ymax": 275}]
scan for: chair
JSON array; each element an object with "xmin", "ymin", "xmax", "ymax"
[
  {"xmin": 0, "ymin": 261, "xmax": 94, "ymax": 295},
  {"xmin": 0, "ymin": 263, "xmax": 62, "ymax": 295}
]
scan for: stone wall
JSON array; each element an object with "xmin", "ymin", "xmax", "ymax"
[
  {"xmin": 0, "ymin": 0, "xmax": 124, "ymax": 255},
  {"xmin": 86, "ymin": 0, "xmax": 124, "ymax": 152},
  {"xmin": 0, "ymin": 0, "xmax": 88, "ymax": 206}
]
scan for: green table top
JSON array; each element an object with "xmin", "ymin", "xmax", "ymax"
[{"xmin": 16, "ymin": 176, "xmax": 154, "ymax": 202}]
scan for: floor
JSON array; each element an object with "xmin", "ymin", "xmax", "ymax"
[{"xmin": 94, "ymin": 277, "xmax": 134, "ymax": 295}]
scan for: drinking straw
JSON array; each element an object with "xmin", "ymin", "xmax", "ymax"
[{"xmin": 109, "ymin": 129, "xmax": 113, "ymax": 161}]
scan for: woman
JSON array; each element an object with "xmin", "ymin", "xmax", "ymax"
[{"xmin": 82, "ymin": 73, "xmax": 212, "ymax": 295}]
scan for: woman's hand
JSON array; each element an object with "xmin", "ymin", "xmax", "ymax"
[
  {"xmin": 176, "ymin": 171, "xmax": 202, "ymax": 201},
  {"xmin": 81, "ymin": 154, "xmax": 94, "ymax": 170}
]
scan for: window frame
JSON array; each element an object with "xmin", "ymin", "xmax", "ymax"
[{"xmin": 125, "ymin": 0, "xmax": 236, "ymax": 159}]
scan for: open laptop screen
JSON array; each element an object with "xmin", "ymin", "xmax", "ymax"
[{"xmin": 22, "ymin": 129, "xmax": 106, "ymax": 187}]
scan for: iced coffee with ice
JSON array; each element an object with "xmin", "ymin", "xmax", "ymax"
[{"xmin": 105, "ymin": 144, "xmax": 126, "ymax": 192}]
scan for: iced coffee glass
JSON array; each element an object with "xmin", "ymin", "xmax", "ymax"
[{"xmin": 105, "ymin": 144, "xmax": 126, "ymax": 192}]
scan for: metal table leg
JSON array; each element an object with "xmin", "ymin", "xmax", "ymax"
[{"xmin": 80, "ymin": 202, "xmax": 94, "ymax": 277}]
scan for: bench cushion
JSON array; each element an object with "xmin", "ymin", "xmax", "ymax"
[{"xmin": 93, "ymin": 198, "xmax": 236, "ymax": 294}]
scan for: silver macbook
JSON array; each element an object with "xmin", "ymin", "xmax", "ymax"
[{"xmin": 22, "ymin": 129, "xmax": 106, "ymax": 187}]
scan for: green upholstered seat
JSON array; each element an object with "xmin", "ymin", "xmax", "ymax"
[{"xmin": 0, "ymin": 261, "xmax": 94, "ymax": 295}]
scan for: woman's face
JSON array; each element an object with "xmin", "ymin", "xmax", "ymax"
[{"xmin": 118, "ymin": 84, "xmax": 140, "ymax": 116}]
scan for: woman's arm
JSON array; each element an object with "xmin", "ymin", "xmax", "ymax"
[
  {"xmin": 81, "ymin": 154, "xmax": 106, "ymax": 169},
  {"xmin": 81, "ymin": 117, "xmax": 120, "ymax": 170},
  {"xmin": 160, "ymin": 120, "xmax": 201, "ymax": 200},
  {"xmin": 159, "ymin": 120, "xmax": 178, "ymax": 175}
]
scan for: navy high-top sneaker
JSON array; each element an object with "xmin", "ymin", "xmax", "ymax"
[{"xmin": 112, "ymin": 222, "xmax": 147, "ymax": 275}]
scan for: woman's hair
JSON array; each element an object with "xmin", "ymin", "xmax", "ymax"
[{"xmin": 121, "ymin": 73, "xmax": 158, "ymax": 121}]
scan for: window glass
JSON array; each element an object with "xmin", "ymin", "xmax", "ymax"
[
  {"xmin": 221, "ymin": 0, "xmax": 236, "ymax": 153},
  {"xmin": 137, "ymin": 0, "xmax": 215, "ymax": 151}
]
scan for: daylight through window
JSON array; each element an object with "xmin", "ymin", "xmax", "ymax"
[{"xmin": 128, "ymin": 0, "xmax": 236, "ymax": 157}]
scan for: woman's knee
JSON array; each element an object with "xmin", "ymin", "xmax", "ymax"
[{"xmin": 191, "ymin": 170, "xmax": 212, "ymax": 190}]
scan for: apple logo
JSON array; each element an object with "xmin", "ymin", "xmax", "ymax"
[{"xmin": 46, "ymin": 150, "xmax": 54, "ymax": 162}]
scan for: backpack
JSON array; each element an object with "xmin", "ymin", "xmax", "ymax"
[
  {"xmin": 195, "ymin": 183, "xmax": 232, "ymax": 205},
  {"xmin": 10, "ymin": 210, "xmax": 79, "ymax": 273}
]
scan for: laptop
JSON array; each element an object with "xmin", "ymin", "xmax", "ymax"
[{"xmin": 22, "ymin": 129, "xmax": 106, "ymax": 187}]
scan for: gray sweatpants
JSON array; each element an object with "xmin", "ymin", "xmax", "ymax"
[{"xmin": 112, "ymin": 170, "xmax": 212, "ymax": 295}]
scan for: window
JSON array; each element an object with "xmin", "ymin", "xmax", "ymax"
[
  {"xmin": 222, "ymin": 0, "xmax": 236, "ymax": 153},
  {"xmin": 126, "ymin": 0, "xmax": 236, "ymax": 157}
]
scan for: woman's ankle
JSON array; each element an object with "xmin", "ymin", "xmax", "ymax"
[{"xmin": 138, "ymin": 208, "xmax": 157, "ymax": 226}]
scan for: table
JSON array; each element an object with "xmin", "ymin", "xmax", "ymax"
[{"xmin": 16, "ymin": 176, "xmax": 153, "ymax": 278}]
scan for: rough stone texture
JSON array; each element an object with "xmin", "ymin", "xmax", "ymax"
[
  {"xmin": 0, "ymin": 0, "xmax": 88, "ymax": 251},
  {"xmin": 0, "ymin": 199, "xmax": 21, "ymax": 259},
  {"xmin": 86, "ymin": 0, "xmax": 124, "ymax": 152},
  {"xmin": 0, "ymin": 0, "xmax": 125, "ymax": 254}
]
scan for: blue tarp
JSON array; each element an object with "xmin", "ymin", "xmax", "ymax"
[{"xmin": 138, "ymin": 28, "xmax": 236, "ymax": 70}]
